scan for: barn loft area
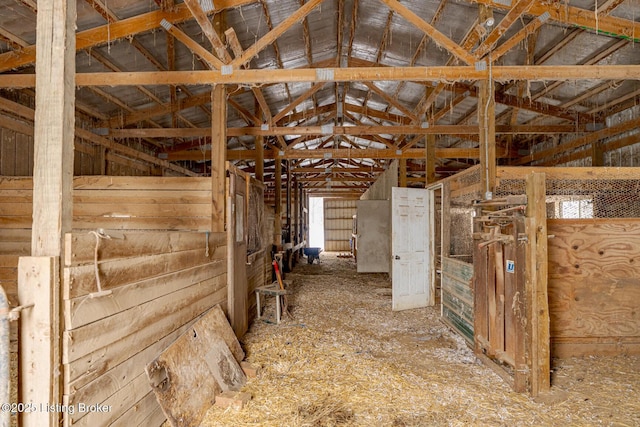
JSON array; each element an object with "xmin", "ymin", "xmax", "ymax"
[{"xmin": 0, "ymin": 0, "xmax": 639, "ymax": 426}]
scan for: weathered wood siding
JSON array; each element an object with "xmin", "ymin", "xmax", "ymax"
[
  {"xmin": 324, "ymin": 198, "xmax": 356, "ymax": 252},
  {"xmin": 548, "ymin": 218, "xmax": 640, "ymax": 356},
  {"xmin": 62, "ymin": 230, "xmax": 227, "ymax": 426},
  {"xmin": 0, "ymin": 175, "xmax": 229, "ymax": 426},
  {"xmin": 441, "ymin": 257, "xmax": 474, "ymax": 344},
  {"xmin": 0, "ymin": 176, "xmax": 213, "ymax": 231}
]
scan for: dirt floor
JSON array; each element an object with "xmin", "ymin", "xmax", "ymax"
[{"xmin": 201, "ymin": 252, "xmax": 640, "ymax": 427}]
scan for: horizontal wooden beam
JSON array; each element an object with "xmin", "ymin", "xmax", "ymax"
[
  {"xmin": 2, "ymin": 65, "xmax": 639, "ymax": 88},
  {"xmin": 292, "ymin": 166, "xmax": 385, "ymax": 173},
  {"xmin": 298, "ymin": 176, "xmax": 376, "ymax": 182},
  {"xmin": 108, "ymin": 124, "xmax": 580, "ymax": 139},
  {"xmin": 497, "ymin": 166, "xmax": 640, "ymax": 181},
  {"xmin": 167, "ymin": 147, "xmax": 491, "ymax": 161}
]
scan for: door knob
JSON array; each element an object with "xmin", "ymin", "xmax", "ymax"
[{"xmin": 394, "ymin": 255, "xmax": 400, "ymax": 260}]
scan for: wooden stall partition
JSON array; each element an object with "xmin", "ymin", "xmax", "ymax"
[
  {"xmin": 441, "ymin": 257, "xmax": 474, "ymax": 345},
  {"xmin": 73, "ymin": 176, "xmax": 213, "ymax": 231},
  {"xmin": 227, "ymin": 166, "xmax": 270, "ymax": 336},
  {"xmin": 0, "ymin": 177, "xmax": 32, "ymax": 424},
  {"xmin": 472, "ymin": 172, "xmax": 549, "ymax": 396},
  {"xmin": 61, "ymin": 230, "xmax": 227, "ymax": 426},
  {"xmin": 547, "ymin": 218, "xmax": 640, "ymax": 356}
]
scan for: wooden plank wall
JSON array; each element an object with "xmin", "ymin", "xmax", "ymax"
[
  {"xmin": 324, "ymin": 198, "xmax": 357, "ymax": 252},
  {"xmin": 547, "ymin": 218, "xmax": 640, "ymax": 357},
  {"xmin": 62, "ymin": 230, "xmax": 227, "ymax": 426},
  {"xmin": 0, "ymin": 178, "xmax": 32, "ymax": 416},
  {"xmin": 247, "ymin": 249, "xmax": 267, "ymax": 323},
  {"xmin": 0, "ymin": 176, "xmax": 213, "ymax": 231},
  {"xmin": 441, "ymin": 257, "xmax": 474, "ymax": 344},
  {"xmin": 0, "ymin": 175, "xmax": 227, "ymax": 426}
]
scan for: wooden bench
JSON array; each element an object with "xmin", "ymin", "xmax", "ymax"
[{"xmin": 255, "ymin": 280, "xmax": 291, "ymax": 324}]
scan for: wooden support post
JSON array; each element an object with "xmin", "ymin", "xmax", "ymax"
[
  {"xmin": 274, "ymin": 158, "xmax": 282, "ymax": 246},
  {"xmin": 399, "ymin": 158, "xmax": 407, "ymax": 187},
  {"xmin": 426, "ymin": 135, "xmax": 436, "ymax": 184},
  {"xmin": 212, "ymin": 84, "xmax": 227, "ymax": 233},
  {"xmin": 94, "ymin": 145, "xmax": 106, "ymax": 175},
  {"xmin": 18, "ymin": 257, "xmax": 59, "ymax": 427},
  {"xmin": 591, "ymin": 140, "xmax": 604, "ymax": 166},
  {"xmin": 21, "ymin": 1, "xmax": 75, "ymax": 425},
  {"xmin": 441, "ymin": 181, "xmax": 451, "ymax": 258},
  {"xmin": 285, "ymin": 160, "xmax": 292, "ymax": 243},
  {"xmin": 478, "ymin": 78, "xmax": 496, "ymax": 198},
  {"xmin": 255, "ymin": 136, "xmax": 264, "ymax": 182},
  {"xmin": 293, "ymin": 179, "xmax": 299, "ymax": 246},
  {"xmin": 525, "ymin": 172, "xmax": 550, "ymax": 396}
]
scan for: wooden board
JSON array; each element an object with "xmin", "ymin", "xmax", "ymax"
[
  {"xmin": 146, "ymin": 307, "xmax": 246, "ymax": 427},
  {"xmin": 64, "ymin": 261, "xmax": 225, "ymax": 329},
  {"xmin": 0, "ymin": 176, "xmax": 215, "ymax": 231},
  {"xmin": 548, "ymin": 218, "xmax": 640, "ymax": 356},
  {"xmin": 441, "ymin": 257, "xmax": 474, "ymax": 344},
  {"xmin": 63, "ymin": 247, "xmax": 218, "ymax": 299},
  {"xmin": 63, "ymin": 279, "xmax": 221, "ymax": 363}
]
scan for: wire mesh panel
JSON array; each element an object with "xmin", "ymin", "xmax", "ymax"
[{"xmin": 496, "ymin": 177, "xmax": 640, "ymax": 219}]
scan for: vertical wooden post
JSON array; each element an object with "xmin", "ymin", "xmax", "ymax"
[
  {"xmin": 274, "ymin": 158, "xmax": 282, "ymax": 246},
  {"xmin": 293, "ymin": 179, "xmax": 299, "ymax": 246},
  {"xmin": 211, "ymin": 84, "xmax": 227, "ymax": 233},
  {"xmin": 255, "ymin": 136, "xmax": 264, "ymax": 182},
  {"xmin": 21, "ymin": 0, "xmax": 75, "ymax": 425},
  {"xmin": 478, "ymin": 78, "xmax": 496, "ymax": 198},
  {"xmin": 525, "ymin": 172, "xmax": 550, "ymax": 396},
  {"xmin": 441, "ymin": 181, "xmax": 451, "ymax": 258},
  {"xmin": 94, "ymin": 145, "xmax": 106, "ymax": 175},
  {"xmin": 426, "ymin": 135, "xmax": 436, "ymax": 185},
  {"xmin": 591, "ymin": 141, "xmax": 604, "ymax": 167},
  {"xmin": 285, "ymin": 160, "xmax": 292, "ymax": 243},
  {"xmin": 398, "ymin": 158, "xmax": 407, "ymax": 187}
]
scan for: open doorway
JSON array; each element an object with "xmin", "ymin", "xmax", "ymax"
[{"xmin": 308, "ymin": 197, "xmax": 324, "ymax": 249}]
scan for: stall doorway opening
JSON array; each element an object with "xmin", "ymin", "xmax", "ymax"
[{"xmin": 309, "ymin": 197, "xmax": 324, "ymax": 249}]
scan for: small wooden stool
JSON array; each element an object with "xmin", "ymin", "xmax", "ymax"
[{"xmin": 255, "ymin": 281, "xmax": 290, "ymax": 324}]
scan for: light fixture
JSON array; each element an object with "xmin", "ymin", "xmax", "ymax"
[{"xmin": 483, "ymin": 17, "xmax": 495, "ymax": 27}]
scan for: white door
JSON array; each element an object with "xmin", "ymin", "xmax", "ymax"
[{"xmin": 391, "ymin": 187, "xmax": 432, "ymax": 311}]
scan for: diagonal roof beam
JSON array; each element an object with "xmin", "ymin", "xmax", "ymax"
[
  {"xmin": 183, "ymin": 0, "xmax": 233, "ymax": 62},
  {"xmin": 160, "ymin": 20, "xmax": 224, "ymax": 69},
  {"xmin": 364, "ymin": 82, "xmax": 418, "ymax": 122},
  {"xmin": 379, "ymin": 0, "xmax": 476, "ymax": 65},
  {"xmin": 225, "ymin": 27, "xmax": 287, "ymax": 150},
  {"xmin": 273, "ymin": 82, "xmax": 327, "ymax": 124},
  {"xmin": 473, "ymin": 0, "xmax": 536, "ymax": 59},
  {"xmin": 258, "ymin": 0, "xmax": 293, "ymax": 105},
  {"xmin": 230, "ymin": 0, "xmax": 326, "ymax": 68},
  {"xmin": 489, "ymin": 12, "xmax": 549, "ymax": 62},
  {"xmin": 471, "ymin": 0, "xmax": 640, "ymax": 42},
  {"xmin": 0, "ymin": 0, "xmax": 257, "ymax": 73}
]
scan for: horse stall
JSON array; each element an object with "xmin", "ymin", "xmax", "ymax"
[
  {"xmin": 437, "ymin": 166, "xmax": 640, "ymax": 395},
  {"xmin": 0, "ymin": 176, "xmax": 237, "ymax": 426}
]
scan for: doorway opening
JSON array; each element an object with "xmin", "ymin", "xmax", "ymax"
[{"xmin": 308, "ymin": 197, "xmax": 324, "ymax": 249}]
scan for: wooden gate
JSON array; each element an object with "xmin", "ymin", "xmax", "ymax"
[{"xmin": 472, "ymin": 173, "xmax": 550, "ymax": 396}]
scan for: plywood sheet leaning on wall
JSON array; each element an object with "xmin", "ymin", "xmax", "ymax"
[
  {"xmin": 547, "ymin": 218, "xmax": 640, "ymax": 356},
  {"xmin": 61, "ymin": 230, "xmax": 227, "ymax": 426},
  {"xmin": 145, "ymin": 305, "xmax": 246, "ymax": 427}
]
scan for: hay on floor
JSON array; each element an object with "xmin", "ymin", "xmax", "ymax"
[{"xmin": 194, "ymin": 253, "xmax": 639, "ymax": 427}]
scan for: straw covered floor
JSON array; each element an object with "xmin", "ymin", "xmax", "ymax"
[{"xmin": 198, "ymin": 252, "xmax": 639, "ymax": 426}]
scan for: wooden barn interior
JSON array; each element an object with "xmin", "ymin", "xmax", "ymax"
[{"xmin": 0, "ymin": 0, "xmax": 639, "ymax": 425}]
